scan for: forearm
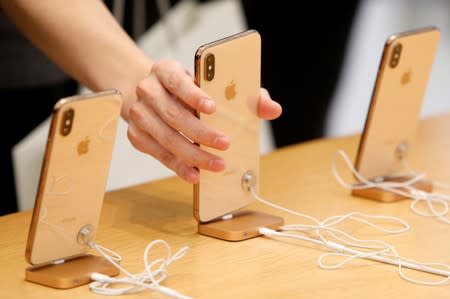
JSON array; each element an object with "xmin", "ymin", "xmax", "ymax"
[{"xmin": 0, "ymin": 0, "xmax": 152, "ymax": 120}]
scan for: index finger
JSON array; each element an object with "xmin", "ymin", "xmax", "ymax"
[{"xmin": 152, "ymin": 60, "xmax": 216, "ymax": 114}]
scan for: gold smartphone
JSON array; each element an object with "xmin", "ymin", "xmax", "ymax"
[
  {"xmin": 26, "ymin": 90, "xmax": 122, "ymax": 266},
  {"xmin": 354, "ymin": 26, "xmax": 440, "ymax": 179},
  {"xmin": 193, "ymin": 30, "xmax": 261, "ymax": 223}
]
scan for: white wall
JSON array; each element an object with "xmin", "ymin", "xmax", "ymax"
[{"xmin": 325, "ymin": 0, "xmax": 450, "ymax": 137}]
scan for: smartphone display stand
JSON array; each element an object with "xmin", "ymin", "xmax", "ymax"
[
  {"xmin": 198, "ymin": 210, "xmax": 284, "ymax": 241},
  {"xmin": 197, "ymin": 171, "xmax": 284, "ymax": 241},
  {"xmin": 25, "ymin": 226, "xmax": 119, "ymax": 289},
  {"xmin": 351, "ymin": 175, "xmax": 433, "ymax": 203},
  {"xmin": 25, "ymin": 254, "xmax": 119, "ymax": 289}
]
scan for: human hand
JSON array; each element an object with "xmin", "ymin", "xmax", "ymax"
[{"xmin": 127, "ymin": 60, "xmax": 282, "ymax": 184}]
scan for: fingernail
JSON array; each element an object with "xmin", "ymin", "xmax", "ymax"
[
  {"xmin": 208, "ymin": 159, "xmax": 225, "ymax": 171},
  {"xmin": 214, "ymin": 136, "xmax": 230, "ymax": 150},
  {"xmin": 261, "ymin": 88, "xmax": 270, "ymax": 98},
  {"xmin": 200, "ymin": 99, "xmax": 216, "ymax": 113}
]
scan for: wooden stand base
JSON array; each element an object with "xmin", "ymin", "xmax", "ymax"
[
  {"xmin": 198, "ymin": 210, "xmax": 284, "ymax": 241},
  {"xmin": 351, "ymin": 176, "xmax": 433, "ymax": 203},
  {"xmin": 25, "ymin": 254, "xmax": 120, "ymax": 289}
]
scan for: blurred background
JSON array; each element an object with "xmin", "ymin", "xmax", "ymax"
[
  {"xmin": 6, "ymin": 0, "xmax": 450, "ymax": 213},
  {"xmin": 325, "ymin": 0, "xmax": 450, "ymax": 137}
]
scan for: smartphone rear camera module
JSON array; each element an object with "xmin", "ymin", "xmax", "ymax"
[
  {"xmin": 204, "ymin": 53, "xmax": 215, "ymax": 81},
  {"xmin": 61, "ymin": 108, "xmax": 74, "ymax": 136},
  {"xmin": 389, "ymin": 43, "xmax": 402, "ymax": 68}
]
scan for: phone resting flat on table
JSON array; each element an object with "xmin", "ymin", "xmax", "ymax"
[
  {"xmin": 354, "ymin": 26, "xmax": 440, "ymax": 180},
  {"xmin": 193, "ymin": 30, "xmax": 261, "ymax": 223},
  {"xmin": 26, "ymin": 89, "xmax": 122, "ymax": 266}
]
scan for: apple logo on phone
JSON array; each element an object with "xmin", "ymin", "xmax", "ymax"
[
  {"xmin": 77, "ymin": 136, "xmax": 90, "ymax": 155},
  {"xmin": 225, "ymin": 80, "xmax": 237, "ymax": 100},
  {"xmin": 401, "ymin": 69, "xmax": 411, "ymax": 85}
]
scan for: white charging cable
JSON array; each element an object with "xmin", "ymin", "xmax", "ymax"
[
  {"xmin": 249, "ymin": 188, "xmax": 450, "ymax": 286},
  {"xmin": 88, "ymin": 240, "xmax": 191, "ymax": 299},
  {"xmin": 332, "ymin": 149, "xmax": 450, "ymax": 224}
]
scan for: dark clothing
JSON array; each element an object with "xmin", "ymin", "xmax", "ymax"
[
  {"xmin": 0, "ymin": 13, "xmax": 71, "ymax": 88},
  {"xmin": 1, "ymin": 80, "xmax": 78, "ymax": 215},
  {"xmin": 242, "ymin": 1, "xmax": 360, "ymax": 147},
  {"xmin": 0, "ymin": 9, "xmax": 78, "ymax": 215}
]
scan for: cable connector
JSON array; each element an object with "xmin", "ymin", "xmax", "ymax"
[
  {"xmin": 258, "ymin": 227, "xmax": 276, "ymax": 237},
  {"xmin": 90, "ymin": 272, "xmax": 115, "ymax": 283}
]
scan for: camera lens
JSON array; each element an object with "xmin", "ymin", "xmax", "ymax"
[
  {"xmin": 389, "ymin": 43, "xmax": 402, "ymax": 68},
  {"xmin": 61, "ymin": 108, "xmax": 74, "ymax": 136},
  {"xmin": 204, "ymin": 53, "xmax": 215, "ymax": 81}
]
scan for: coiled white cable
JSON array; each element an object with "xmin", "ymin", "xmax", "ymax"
[
  {"xmin": 332, "ymin": 149, "xmax": 450, "ymax": 224},
  {"xmin": 88, "ymin": 240, "xmax": 191, "ymax": 298},
  {"xmin": 250, "ymin": 189, "xmax": 450, "ymax": 286}
]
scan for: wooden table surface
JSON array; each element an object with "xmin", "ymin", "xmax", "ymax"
[{"xmin": 1, "ymin": 113, "xmax": 450, "ymax": 299}]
